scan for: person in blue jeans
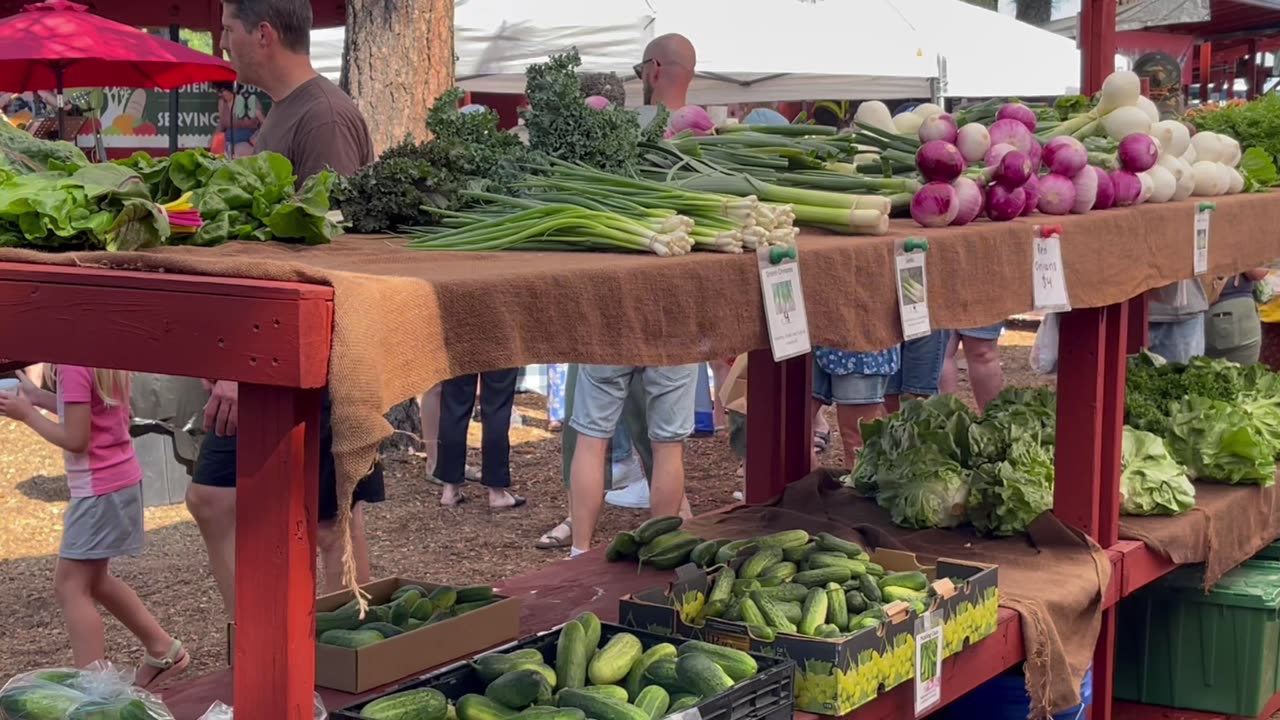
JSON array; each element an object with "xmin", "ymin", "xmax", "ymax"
[
  {"xmin": 812, "ymin": 346, "xmax": 901, "ymax": 469},
  {"xmin": 886, "ymin": 330, "xmax": 952, "ymax": 412},
  {"xmin": 940, "ymin": 323, "xmax": 1005, "ymax": 411}
]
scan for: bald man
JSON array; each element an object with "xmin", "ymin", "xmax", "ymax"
[{"xmin": 634, "ymin": 33, "xmax": 696, "ymax": 126}]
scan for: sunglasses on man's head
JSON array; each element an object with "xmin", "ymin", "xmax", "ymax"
[{"xmin": 633, "ymin": 58, "xmax": 659, "ymax": 79}]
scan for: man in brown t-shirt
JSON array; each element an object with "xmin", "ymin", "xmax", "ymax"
[{"xmin": 185, "ymin": 0, "xmax": 381, "ymax": 619}]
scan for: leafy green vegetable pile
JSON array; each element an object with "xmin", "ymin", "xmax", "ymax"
[
  {"xmin": 847, "ymin": 382, "xmax": 1197, "ymax": 536},
  {"xmin": 332, "ymin": 50, "xmax": 669, "ymax": 234},
  {"xmin": 0, "ymin": 162, "xmax": 169, "ymax": 251},
  {"xmin": 1187, "ymin": 95, "xmax": 1280, "ymax": 165},
  {"xmin": 1120, "ymin": 427, "xmax": 1195, "ymax": 516},
  {"xmin": 115, "ymin": 149, "xmax": 340, "ymax": 246},
  {"xmin": 334, "ymin": 88, "xmax": 529, "ymax": 234},
  {"xmin": 1126, "ymin": 352, "xmax": 1280, "ymax": 486}
]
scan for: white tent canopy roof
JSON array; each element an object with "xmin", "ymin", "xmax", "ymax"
[{"xmin": 311, "ymin": 0, "xmax": 1081, "ymax": 103}]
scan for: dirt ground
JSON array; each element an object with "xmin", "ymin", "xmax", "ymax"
[{"xmin": 0, "ymin": 330, "xmax": 1044, "ymax": 683}]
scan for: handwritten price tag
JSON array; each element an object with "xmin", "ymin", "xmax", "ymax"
[{"xmin": 1033, "ymin": 226, "xmax": 1071, "ymax": 313}]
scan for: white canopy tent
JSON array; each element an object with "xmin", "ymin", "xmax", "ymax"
[{"xmin": 310, "ymin": 0, "xmax": 1081, "ymax": 104}]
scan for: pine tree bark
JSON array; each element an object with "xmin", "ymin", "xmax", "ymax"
[
  {"xmin": 1015, "ymin": 0, "xmax": 1053, "ymax": 25},
  {"xmin": 340, "ymin": 0, "xmax": 454, "ymax": 154},
  {"xmin": 962, "ymin": 0, "xmax": 998, "ymax": 10}
]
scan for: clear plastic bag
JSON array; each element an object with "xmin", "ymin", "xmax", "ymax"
[
  {"xmin": 0, "ymin": 661, "xmax": 174, "ymax": 719},
  {"xmin": 197, "ymin": 693, "xmax": 327, "ymax": 720},
  {"xmin": 1029, "ymin": 312, "xmax": 1060, "ymax": 375}
]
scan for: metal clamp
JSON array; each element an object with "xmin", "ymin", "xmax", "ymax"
[
  {"xmin": 768, "ymin": 245, "xmax": 797, "ymax": 265},
  {"xmin": 1198, "ymin": 202, "xmax": 1217, "ymax": 212},
  {"xmin": 903, "ymin": 237, "xmax": 929, "ymax": 253}
]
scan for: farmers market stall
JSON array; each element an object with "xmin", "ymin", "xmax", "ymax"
[{"xmin": 4, "ymin": 188, "xmax": 1280, "ymax": 720}]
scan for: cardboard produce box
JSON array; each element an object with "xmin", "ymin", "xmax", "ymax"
[
  {"xmin": 618, "ymin": 550, "xmax": 997, "ymax": 716},
  {"xmin": 228, "ymin": 576, "xmax": 521, "ymax": 693}
]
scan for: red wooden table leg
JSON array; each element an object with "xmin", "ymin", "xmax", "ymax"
[
  {"xmin": 1126, "ymin": 295, "xmax": 1148, "ymax": 355},
  {"xmin": 234, "ymin": 384, "xmax": 322, "ymax": 720},
  {"xmin": 1093, "ymin": 303, "xmax": 1129, "ymax": 720},
  {"xmin": 1054, "ymin": 308, "xmax": 1107, "ymax": 534},
  {"xmin": 745, "ymin": 351, "xmax": 812, "ymax": 504}
]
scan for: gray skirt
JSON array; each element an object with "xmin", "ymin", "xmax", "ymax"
[{"xmin": 60, "ymin": 484, "xmax": 144, "ymax": 560}]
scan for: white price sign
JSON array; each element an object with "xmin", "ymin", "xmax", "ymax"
[
  {"xmin": 1032, "ymin": 225, "xmax": 1071, "ymax": 313},
  {"xmin": 756, "ymin": 246, "xmax": 811, "ymax": 362},
  {"xmin": 1193, "ymin": 206, "xmax": 1212, "ymax": 276},
  {"xmin": 914, "ymin": 611, "xmax": 944, "ymax": 715},
  {"xmin": 895, "ymin": 240, "xmax": 931, "ymax": 341}
]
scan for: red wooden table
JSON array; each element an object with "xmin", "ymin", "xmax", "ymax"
[{"xmin": 0, "ymin": 262, "xmax": 333, "ymax": 720}]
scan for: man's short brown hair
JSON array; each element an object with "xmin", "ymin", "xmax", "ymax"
[{"xmin": 224, "ymin": 0, "xmax": 312, "ymax": 54}]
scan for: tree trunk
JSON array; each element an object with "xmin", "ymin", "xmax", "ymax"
[
  {"xmin": 963, "ymin": 0, "xmax": 998, "ymax": 10},
  {"xmin": 1015, "ymin": 0, "xmax": 1053, "ymax": 25},
  {"xmin": 341, "ymin": 0, "xmax": 454, "ymax": 154}
]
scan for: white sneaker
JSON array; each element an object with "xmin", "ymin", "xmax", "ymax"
[
  {"xmin": 611, "ymin": 452, "xmax": 645, "ymax": 488},
  {"xmin": 606, "ymin": 481, "xmax": 651, "ymax": 509}
]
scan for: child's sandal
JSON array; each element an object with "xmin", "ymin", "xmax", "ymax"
[{"xmin": 137, "ymin": 639, "xmax": 190, "ymax": 689}]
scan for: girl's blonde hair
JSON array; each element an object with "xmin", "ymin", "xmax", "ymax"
[
  {"xmin": 92, "ymin": 369, "xmax": 130, "ymax": 408},
  {"xmin": 49, "ymin": 366, "xmax": 131, "ymax": 407}
]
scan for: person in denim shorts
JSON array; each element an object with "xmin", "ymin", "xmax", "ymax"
[
  {"xmin": 940, "ymin": 322, "xmax": 1005, "ymax": 410},
  {"xmin": 567, "ymin": 364, "xmax": 698, "ymax": 553},
  {"xmin": 886, "ymin": 330, "xmax": 952, "ymax": 412},
  {"xmin": 812, "ymin": 346, "xmax": 900, "ymax": 469}
]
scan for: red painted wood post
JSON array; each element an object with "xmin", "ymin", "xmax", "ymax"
[
  {"xmin": 1053, "ymin": 308, "xmax": 1106, "ymax": 535},
  {"xmin": 1080, "ymin": 0, "xmax": 1117, "ymax": 95},
  {"xmin": 1200, "ymin": 43, "xmax": 1213, "ymax": 104},
  {"xmin": 1125, "ymin": 295, "xmax": 1148, "ymax": 355},
  {"xmin": 745, "ymin": 351, "xmax": 813, "ymax": 504},
  {"xmin": 1092, "ymin": 303, "xmax": 1129, "ymax": 720},
  {"xmin": 234, "ymin": 384, "xmax": 323, "ymax": 720},
  {"xmin": 780, "ymin": 354, "xmax": 813, "ymax": 488},
  {"xmin": 745, "ymin": 349, "xmax": 786, "ymax": 504}
]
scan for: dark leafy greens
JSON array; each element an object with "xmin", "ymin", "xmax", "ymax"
[
  {"xmin": 0, "ymin": 162, "xmax": 168, "ymax": 251},
  {"xmin": 334, "ymin": 88, "xmax": 529, "ymax": 233}
]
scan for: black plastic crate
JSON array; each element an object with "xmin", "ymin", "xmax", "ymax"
[{"xmin": 334, "ymin": 622, "xmax": 794, "ymax": 720}]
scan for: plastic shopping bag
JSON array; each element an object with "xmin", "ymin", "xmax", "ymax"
[
  {"xmin": 0, "ymin": 661, "xmax": 174, "ymax": 719},
  {"xmin": 1029, "ymin": 312, "xmax": 1060, "ymax": 375},
  {"xmin": 197, "ymin": 693, "xmax": 327, "ymax": 720}
]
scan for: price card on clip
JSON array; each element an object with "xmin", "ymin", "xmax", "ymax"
[
  {"xmin": 756, "ymin": 246, "xmax": 811, "ymax": 362},
  {"xmin": 914, "ymin": 611, "xmax": 944, "ymax": 715},
  {"xmin": 895, "ymin": 242, "xmax": 932, "ymax": 341},
  {"xmin": 1193, "ymin": 206, "xmax": 1212, "ymax": 276},
  {"xmin": 1033, "ymin": 226, "xmax": 1071, "ymax": 313}
]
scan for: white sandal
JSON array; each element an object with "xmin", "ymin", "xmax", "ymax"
[{"xmin": 137, "ymin": 639, "xmax": 190, "ymax": 689}]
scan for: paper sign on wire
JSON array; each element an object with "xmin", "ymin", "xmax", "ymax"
[
  {"xmin": 914, "ymin": 611, "xmax": 944, "ymax": 715},
  {"xmin": 1032, "ymin": 225, "xmax": 1071, "ymax": 313},
  {"xmin": 756, "ymin": 246, "xmax": 811, "ymax": 362},
  {"xmin": 895, "ymin": 241, "xmax": 931, "ymax": 340},
  {"xmin": 1193, "ymin": 207, "xmax": 1211, "ymax": 276}
]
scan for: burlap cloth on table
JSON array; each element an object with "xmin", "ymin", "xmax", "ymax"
[
  {"xmin": 1120, "ymin": 480, "xmax": 1280, "ymax": 589},
  {"xmin": 1, "ymin": 193, "xmax": 1276, "ymax": 590},
  {"xmin": 684, "ymin": 472, "xmax": 1110, "ymax": 718}
]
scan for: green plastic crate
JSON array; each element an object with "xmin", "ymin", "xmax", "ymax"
[
  {"xmin": 1253, "ymin": 540, "xmax": 1280, "ymax": 562},
  {"xmin": 1115, "ymin": 561, "xmax": 1280, "ymax": 717}
]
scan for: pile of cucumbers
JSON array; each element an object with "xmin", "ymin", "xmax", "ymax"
[
  {"xmin": 317, "ymin": 584, "xmax": 499, "ymax": 649},
  {"xmin": 605, "ymin": 516, "xmax": 703, "ymax": 570},
  {"xmin": 355, "ymin": 612, "xmax": 761, "ymax": 720}
]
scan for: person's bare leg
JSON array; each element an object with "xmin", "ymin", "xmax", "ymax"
[
  {"xmin": 91, "ymin": 569, "xmax": 182, "ymax": 685},
  {"xmin": 418, "ymin": 385, "xmax": 442, "ymax": 476},
  {"xmin": 939, "ymin": 333, "xmax": 962, "ymax": 395},
  {"xmin": 569, "ymin": 435, "xmax": 609, "ymax": 552},
  {"xmin": 836, "ymin": 403, "xmax": 885, "ymax": 470},
  {"xmin": 54, "ymin": 558, "xmax": 107, "ymax": 666},
  {"xmin": 318, "ymin": 503, "xmax": 371, "ymax": 592},
  {"xmin": 963, "ymin": 339, "xmax": 1004, "ymax": 411},
  {"xmin": 810, "ymin": 399, "xmax": 825, "ymax": 469},
  {"xmin": 710, "ymin": 360, "xmax": 731, "ymax": 430},
  {"xmin": 185, "ymin": 484, "xmax": 236, "ymax": 616},
  {"xmin": 24, "ymin": 363, "xmax": 43, "ymax": 389},
  {"xmin": 649, "ymin": 440, "xmax": 686, "ymax": 518}
]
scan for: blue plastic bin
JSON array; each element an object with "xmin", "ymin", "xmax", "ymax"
[{"xmin": 945, "ymin": 665, "xmax": 1092, "ymax": 719}]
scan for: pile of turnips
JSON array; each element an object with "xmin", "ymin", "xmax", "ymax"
[
  {"xmin": 905, "ymin": 69, "xmax": 1250, "ymax": 229},
  {"xmin": 908, "ymin": 106, "xmax": 1041, "ymax": 227}
]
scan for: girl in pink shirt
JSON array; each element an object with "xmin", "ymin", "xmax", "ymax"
[{"xmin": 0, "ymin": 366, "xmax": 189, "ymax": 687}]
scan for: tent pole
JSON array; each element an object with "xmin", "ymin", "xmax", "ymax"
[
  {"xmin": 56, "ymin": 65, "xmax": 65, "ymax": 141},
  {"xmin": 169, "ymin": 23, "xmax": 181, "ymax": 154},
  {"xmin": 1080, "ymin": 0, "xmax": 1116, "ymax": 95}
]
